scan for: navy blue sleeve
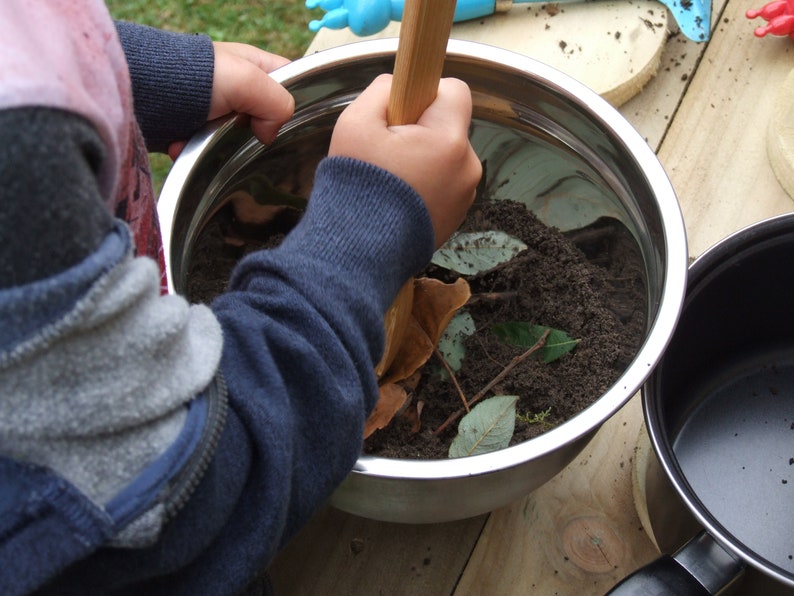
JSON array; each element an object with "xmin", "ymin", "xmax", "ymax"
[
  {"xmin": 210, "ymin": 156, "xmax": 435, "ymax": 559},
  {"xmin": 114, "ymin": 21, "xmax": 214, "ymax": 153}
]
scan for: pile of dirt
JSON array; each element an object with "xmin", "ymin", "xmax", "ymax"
[{"xmin": 186, "ymin": 197, "xmax": 647, "ymax": 460}]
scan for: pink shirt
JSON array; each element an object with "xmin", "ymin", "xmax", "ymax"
[{"xmin": 0, "ymin": 0, "xmax": 165, "ymax": 289}]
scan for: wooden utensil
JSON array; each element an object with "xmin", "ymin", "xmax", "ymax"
[{"xmin": 374, "ymin": 0, "xmax": 458, "ymax": 378}]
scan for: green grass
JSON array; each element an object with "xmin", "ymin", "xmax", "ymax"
[
  {"xmin": 107, "ymin": 0, "xmax": 314, "ymax": 59},
  {"xmin": 106, "ymin": 0, "xmax": 316, "ymax": 194}
]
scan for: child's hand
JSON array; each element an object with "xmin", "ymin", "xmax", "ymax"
[
  {"xmin": 329, "ymin": 74, "xmax": 481, "ymax": 249},
  {"xmin": 168, "ymin": 42, "xmax": 295, "ymax": 159}
]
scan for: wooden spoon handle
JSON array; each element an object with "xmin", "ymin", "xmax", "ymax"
[
  {"xmin": 387, "ymin": 0, "xmax": 458, "ymax": 126},
  {"xmin": 376, "ymin": 0, "xmax": 458, "ymax": 378}
]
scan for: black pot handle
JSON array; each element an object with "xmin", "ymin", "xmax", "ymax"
[{"xmin": 606, "ymin": 531, "xmax": 745, "ymax": 595}]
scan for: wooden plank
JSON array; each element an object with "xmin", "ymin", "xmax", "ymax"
[
  {"xmin": 620, "ymin": 31, "xmax": 711, "ymax": 151},
  {"xmin": 268, "ymin": 506, "xmax": 488, "ymax": 594},
  {"xmin": 306, "ymin": 1, "xmax": 668, "ymax": 107},
  {"xmin": 619, "ymin": 0, "xmax": 727, "ymax": 149},
  {"xmin": 657, "ymin": 1, "xmax": 794, "ymax": 257},
  {"xmin": 454, "ymin": 394, "xmax": 658, "ymax": 594}
]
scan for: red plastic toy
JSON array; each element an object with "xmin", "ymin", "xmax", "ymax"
[{"xmin": 747, "ymin": 0, "xmax": 794, "ymax": 38}]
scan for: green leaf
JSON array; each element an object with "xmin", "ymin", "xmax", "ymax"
[
  {"xmin": 448, "ymin": 395, "xmax": 518, "ymax": 458},
  {"xmin": 437, "ymin": 311, "xmax": 477, "ymax": 372},
  {"xmin": 491, "ymin": 322, "xmax": 579, "ymax": 363},
  {"xmin": 431, "ymin": 231, "xmax": 527, "ymax": 275}
]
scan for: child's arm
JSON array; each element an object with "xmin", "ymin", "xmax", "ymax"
[
  {"xmin": 115, "ymin": 22, "xmax": 293, "ymax": 155},
  {"xmin": 33, "ymin": 80, "xmax": 479, "ymax": 592},
  {"xmin": 0, "ymin": 5, "xmax": 478, "ymax": 591},
  {"xmin": 205, "ymin": 73, "xmax": 481, "ymax": 558},
  {"xmin": 204, "ymin": 41, "xmax": 294, "ymax": 149},
  {"xmin": 114, "ymin": 21, "xmax": 214, "ymax": 153}
]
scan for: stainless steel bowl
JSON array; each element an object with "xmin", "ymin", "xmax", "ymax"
[{"xmin": 158, "ymin": 38, "xmax": 687, "ymax": 523}]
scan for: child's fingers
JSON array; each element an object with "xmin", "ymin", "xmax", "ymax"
[
  {"xmin": 415, "ymin": 78, "xmax": 473, "ymax": 134},
  {"xmin": 336, "ymin": 74, "xmax": 392, "ymax": 128},
  {"xmin": 210, "ymin": 43, "xmax": 295, "ymax": 144},
  {"xmin": 217, "ymin": 41, "xmax": 291, "ymax": 73}
]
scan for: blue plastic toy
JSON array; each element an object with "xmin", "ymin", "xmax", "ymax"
[{"xmin": 306, "ymin": 0, "xmax": 711, "ymax": 42}]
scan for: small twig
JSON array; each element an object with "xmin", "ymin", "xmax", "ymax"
[
  {"xmin": 433, "ymin": 329, "xmax": 550, "ymax": 436},
  {"xmin": 473, "ymin": 333, "xmax": 505, "ymax": 369},
  {"xmin": 434, "ymin": 349, "xmax": 470, "ymax": 412},
  {"xmin": 465, "ymin": 291, "xmax": 519, "ymax": 306}
]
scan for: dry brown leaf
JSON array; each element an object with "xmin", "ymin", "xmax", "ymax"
[
  {"xmin": 379, "ymin": 316, "xmax": 434, "ymax": 386},
  {"xmin": 412, "ymin": 277, "xmax": 471, "ymax": 346},
  {"xmin": 364, "ymin": 383, "xmax": 410, "ymax": 439},
  {"xmin": 375, "ymin": 281, "xmax": 414, "ymax": 378},
  {"xmin": 368, "ymin": 277, "xmax": 471, "ymax": 435},
  {"xmin": 378, "ymin": 277, "xmax": 471, "ymax": 386}
]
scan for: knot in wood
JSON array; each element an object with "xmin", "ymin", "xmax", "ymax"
[{"xmin": 561, "ymin": 516, "xmax": 625, "ymax": 573}]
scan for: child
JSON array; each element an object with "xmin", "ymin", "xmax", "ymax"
[{"xmin": 0, "ymin": 1, "xmax": 481, "ymax": 595}]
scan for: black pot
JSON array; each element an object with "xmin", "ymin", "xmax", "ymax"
[{"xmin": 610, "ymin": 214, "xmax": 794, "ymax": 594}]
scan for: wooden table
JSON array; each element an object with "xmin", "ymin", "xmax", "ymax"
[{"xmin": 268, "ymin": 2, "xmax": 794, "ymax": 593}]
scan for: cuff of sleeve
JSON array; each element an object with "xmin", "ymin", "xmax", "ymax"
[
  {"xmin": 115, "ymin": 21, "xmax": 214, "ymax": 152},
  {"xmin": 244, "ymin": 156, "xmax": 436, "ymax": 314}
]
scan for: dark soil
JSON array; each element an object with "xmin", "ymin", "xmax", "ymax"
[{"xmin": 186, "ymin": 198, "xmax": 647, "ymax": 460}]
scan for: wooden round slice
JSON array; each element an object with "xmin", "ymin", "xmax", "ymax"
[{"xmin": 306, "ymin": 0, "xmax": 669, "ymax": 107}]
